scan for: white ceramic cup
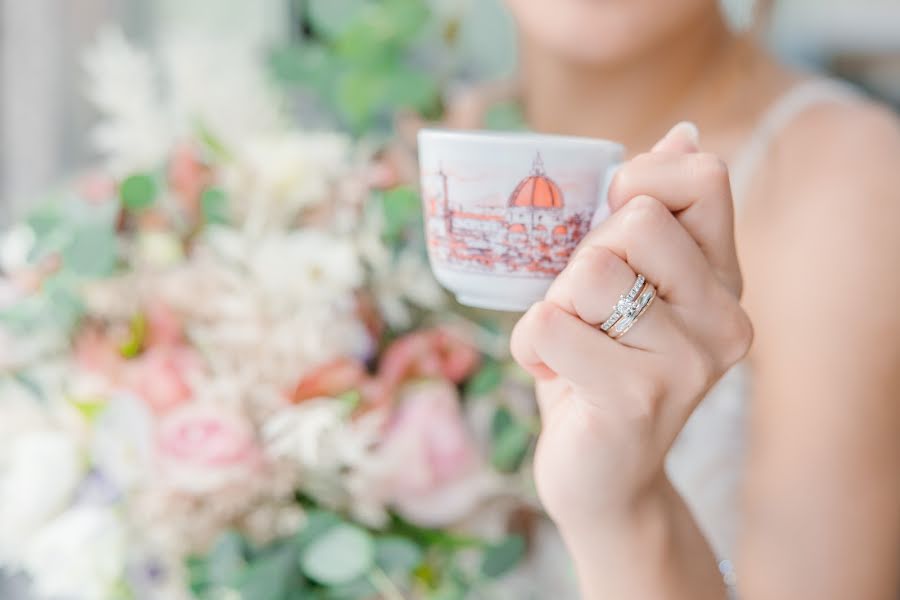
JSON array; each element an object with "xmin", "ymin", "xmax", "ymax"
[{"xmin": 418, "ymin": 129, "xmax": 624, "ymax": 311}]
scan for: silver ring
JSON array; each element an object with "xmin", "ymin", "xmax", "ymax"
[
  {"xmin": 599, "ymin": 274, "xmax": 646, "ymax": 332},
  {"xmin": 609, "ymin": 283, "xmax": 655, "ymax": 339}
]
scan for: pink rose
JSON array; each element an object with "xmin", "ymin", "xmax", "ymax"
[
  {"xmin": 124, "ymin": 346, "xmax": 199, "ymax": 414},
  {"xmin": 372, "ymin": 380, "xmax": 497, "ymax": 527},
  {"xmin": 168, "ymin": 142, "xmax": 212, "ymax": 221},
  {"xmin": 292, "ymin": 357, "xmax": 368, "ymax": 404},
  {"xmin": 156, "ymin": 403, "xmax": 261, "ymax": 494},
  {"xmin": 74, "ymin": 326, "xmax": 126, "ymax": 383},
  {"xmin": 145, "ymin": 300, "xmax": 185, "ymax": 349},
  {"xmin": 378, "ymin": 327, "xmax": 480, "ymax": 392}
]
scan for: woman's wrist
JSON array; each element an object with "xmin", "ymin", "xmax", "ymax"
[{"xmin": 556, "ymin": 475, "xmax": 725, "ymax": 600}]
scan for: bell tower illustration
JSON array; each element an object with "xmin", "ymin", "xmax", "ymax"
[{"xmin": 438, "ymin": 164, "xmax": 452, "ymax": 235}]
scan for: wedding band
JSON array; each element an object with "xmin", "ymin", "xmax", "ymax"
[
  {"xmin": 609, "ymin": 283, "xmax": 656, "ymax": 339},
  {"xmin": 599, "ymin": 274, "xmax": 646, "ymax": 332}
]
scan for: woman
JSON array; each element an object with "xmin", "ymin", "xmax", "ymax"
[{"xmin": 479, "ymin": 0, "xmax": 900, "ymax": 598}]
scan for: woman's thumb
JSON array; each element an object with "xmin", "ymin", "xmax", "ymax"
[{"xmin": 652, "ymin": 121, "xmax": 700, "ymax": 153}]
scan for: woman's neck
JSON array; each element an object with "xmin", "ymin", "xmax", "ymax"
[{"xmin": 520, "ymin": 11, "xmax": 757, "ymax": 153}]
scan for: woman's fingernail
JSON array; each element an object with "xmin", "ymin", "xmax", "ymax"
[
  {"xmin": 653, "ymin": 121, "xmax": 701, "ymax": 151},
  {"xmin": 673, "ymin": 121, "xmax": 700, "ymax": 144}
]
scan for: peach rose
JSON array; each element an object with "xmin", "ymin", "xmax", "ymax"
[
  {"xmin": 292, "ymin": 357, "xmax": 368, "ymax": 404},
  {"xmin": 124, "ymin": 346, "xmax": 199, "ymax": 414},
  {"xmin": 168, "ymin": 142, "xmax": 212, "ymax": 221},
  {"xmin": 378, "ymin": 327, "xmax": 480, "ymax": 391},
  {"xmin": 144, "ymin": 300, "xmax": 184, "ymax": 348},
  {"xmin": 74, "ymin": 327, "xmax": 125, "ymax": 381},
  {"xmin": 156, "ymin": 403, "xmax": 261, "ymax": 494},
  {"xmin": 372, "ymin": 380, "xmax": 497, "ymax": 527}
]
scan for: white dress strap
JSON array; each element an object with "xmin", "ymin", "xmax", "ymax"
[{"xmin": 729, "ymin": 78, "xmax": 863, "ymax": 204}]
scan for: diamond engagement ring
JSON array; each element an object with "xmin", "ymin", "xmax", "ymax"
[
  {"xmin": 608, "ymin": 282, "xmax": 656, "ymax": 339},
  {"xmin": 599, "ymin": 274, "xmax": 646, "ymax": 332}
]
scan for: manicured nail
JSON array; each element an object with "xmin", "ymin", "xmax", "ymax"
[
  {"xmin": 671, "ymin": 121, "xmax": 700, "ymax": 145},
  {"xmin": 652, "ymin": 121, "xmax": 700, "ymax": 152}
]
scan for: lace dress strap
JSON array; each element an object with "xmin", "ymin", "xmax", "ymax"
[{"xmin": 728, "ymin": 78, "xmax": 863, "ymax": 204}]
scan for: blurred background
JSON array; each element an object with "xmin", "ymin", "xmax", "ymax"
[
  {"xmin": 0, "ymin": 0, "xmax": 900, "ymax": 600},
  {"xmin": 2, "ymin": 0, "xmax": 900, "ymax": 228}
]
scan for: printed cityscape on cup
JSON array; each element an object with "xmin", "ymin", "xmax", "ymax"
[
  {"xmin": 422, "ymin": 152, "xmax": 594, "ymax": 277},
  {"xmin": 418, "ymin": 129, "xmax": 623, "ymax": 310}
]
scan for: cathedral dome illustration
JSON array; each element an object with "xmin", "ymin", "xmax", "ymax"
[{"xmin": 509, "ymin": 153, "xmax": 564, "ymax": 209}]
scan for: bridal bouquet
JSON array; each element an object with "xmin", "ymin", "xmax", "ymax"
[{"xmin": 0, "ymin": 23, "xmax": 543, "ymax": 600}]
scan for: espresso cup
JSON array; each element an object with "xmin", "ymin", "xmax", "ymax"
[{"xmin": 417, "ymin": 129, "xmax": 624, "ymax": 311}]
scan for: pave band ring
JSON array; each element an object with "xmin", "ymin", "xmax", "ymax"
[
  {"xmin": 599, "ymin": 274, "xmax": 647, "ymax": 332},
  {"xmin": 608, "ymin": 282, "xmax": 655, "ymax": 339}
]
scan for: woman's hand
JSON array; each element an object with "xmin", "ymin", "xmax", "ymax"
[{"xmin": 511, "ymin": 122, "xmax": 752, "ymax": 536}]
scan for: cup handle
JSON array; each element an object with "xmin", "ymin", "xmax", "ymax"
[{"xmin": 590, "ymin": 161, "xmax": 623, "ymax": 230}]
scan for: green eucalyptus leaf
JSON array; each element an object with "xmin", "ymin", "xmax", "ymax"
[
  {"xmin": 465, "ymin": 360, "xmax": 503, "ymax": 397},
  {"xmin": 380, "ymin": 186, "xmax": 421, "ymax": 240},
  {"xmin": 120, "ymin": 173, "xmax": 157, "ymax": 210},
  {"xmin": 27, "ymin": 209, "xmax": 63, "ymax": 240},
  {"xmin": 270, "ymin": 43, "xmax": 333, "ymax": 89},
  {"xmin": 300, "ymin": 523, "xmax": 375, "ymax": 586},
  {"xmin": 186, "ymin": 555, "xmax": 210, "ymax": 596},
  {"xmin": 42, "ymin": 274, "xmax": 85, "ymax": 331},
  {"xmin": 307, "ymin": 0, "xmax": 369, "ymax": 40},
  {"xmin": 294, "ymin": 510, "xmax": 342, "ymax": 551},
  {"xmin": 484, "ymin": 102, "xmax": 528, "ymax": 131},
  {"xmin": 236, "ymin": 543, "xmax": 301, "ymax": 600},
  {"xmin": 491, "ymin": 423, "xmax": 531, "ymax": 473},
  {"xmin": 200, "ymin": 187, "xmax": 229, "ymax": 225},
  {"xmin": 375, "ymin": 536, "xmax": 423, "ymax": 576},
  {"xmin": 335, "ymin": 69, "xmax": 389, "ymax": 131},
  {"xmin": 490, "ymin": 407, "xmax": 532, "ymax": 472},
  {"xmin": 480, "ymin": 535, "xmax": 525, "ymax": 578},
  {"xmin": 385, "ymin": 67, "xmax": 438, "ymax": 114},
  {"xmin": 61, "ymin": 223, "xmax": 117, "ymax": 277},
  {"xmin": 323, "ymin": 575, "xmax": 376, "ymax": 600},
  {"xmin": 379, "ymin": 0, "xmax": 430, "ymax": 44},
  {"xmin": 206, "ymin": 531, "xmax": 248, "ymax": 587}
]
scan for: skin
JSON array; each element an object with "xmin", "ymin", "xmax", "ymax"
[{"xmin": 499, "ymin": 0, "xmax": 900, "ymax": 598}]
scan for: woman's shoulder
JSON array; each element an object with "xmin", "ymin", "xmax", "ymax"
[{"xmin": 768, "ymin": 83, "xmax": 900, "ymax": 197}]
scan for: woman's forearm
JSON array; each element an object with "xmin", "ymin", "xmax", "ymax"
[{"xmin": 559, "ymin": 477, "xmax": 726, "ymax": 600}]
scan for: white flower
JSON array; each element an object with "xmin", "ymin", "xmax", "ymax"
[
  {"xmin": 83, "ymin": 28, "xmax": 287, "ymax": 176},
  {"xmin": 250, "ymin": 230, "xmax": 363, "ymax": 305},
  {"xmin": 263, "ymin": 400, "xmax": 390, "ymax": 526},
  {"xmin": 83, "ymin": 28, "xmax": 172, "ymax": 176},
  {"xmin": 91, "ymin": 395, "xmax": 155, "ymax": 493},
  {"xmin": 161, "ymin": 34, "xmax": 284, "ymax": 154},
  {"xmin": 23, "ymin": 505, "xmax": 127, "ymax": 600},
  {"xmin": 134, "ymin": 230, "xmax": 185, "ymax": 268},
  {"xmin": 223, "ymin": 131, "xmax": 352, "ymax": 230},
  {"xmin": 0, "ymin": 224, "xmax": 36, "ymax": 273},
  {"xmin": 0, "ymin": 430, "xmax": 85, "ymax": 559},
  {"xmin": 357, "ymin": 215, "xmax": 445, "ymax": 328}
]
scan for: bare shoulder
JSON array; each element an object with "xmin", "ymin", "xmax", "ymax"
[
  {"xmin": 765, "ymin": 94, "xmax": 900, "ymax": 206},
  {"xmin": 741, "ymin": 90, "xmax": 900, "ymax": 331}
]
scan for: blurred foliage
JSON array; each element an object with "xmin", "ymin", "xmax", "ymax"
[
  {"xmin": 270, "ymin": 0, "xmax": 458, "ymax": 135},
  {"xmin": 188, "ymin": 510, "xmax": 524, "ymax": 599}
]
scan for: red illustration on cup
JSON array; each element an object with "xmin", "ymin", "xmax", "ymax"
[{"xmin": 418, "ymin": 129, "xmax": 623, "ymax": 311}]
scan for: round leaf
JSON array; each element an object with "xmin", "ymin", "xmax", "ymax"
[
  {"xmin": 375, "ymin": 536, "xmax": 422, "ymax": 575},
  {"xmin": 480, "ymin": 535, "xmax": 525, "ymax": 578},
  {"xmin": 465, "ymin": 361, "xmax": 502, "ymax": 397},
  {"xmin": 120, "ymin": 174, "xmax": 157, "ymax": 210},
  {"xmin": 61, "ymin": 224, "xmax": 117, "ymax": 276},
  {"xmin": 300, "ymin": 523, "xmax": 374, "ymax": 586},
  {"xmin": 307, "ymin": 0, "xmax": 368, "ymax": 40},
  {"xmin": 200, "ymin": 187, "xmax": 229, "ymax": 225}
]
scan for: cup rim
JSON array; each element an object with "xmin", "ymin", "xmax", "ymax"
[{"xmin": 418, "ymin": 127, "xmax": 625, "ymax": 154}]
